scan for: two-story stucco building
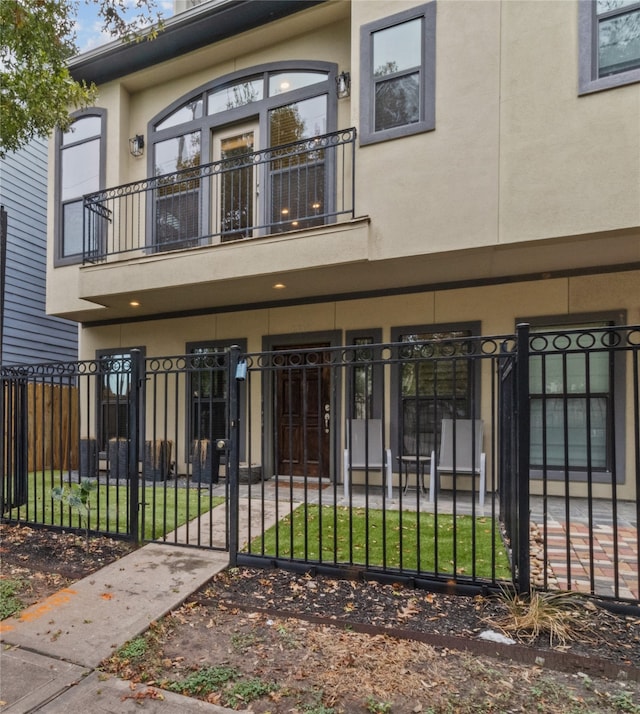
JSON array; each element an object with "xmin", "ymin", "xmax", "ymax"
[{"xmin": 46, "ymin": 0, "xmax": 640, "ymax": 498}]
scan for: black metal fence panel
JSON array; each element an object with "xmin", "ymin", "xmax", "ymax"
[
  {"xmin": 233, "ymin": 336, "xmax": 518, "ymax": 594},
  {"xmin": 0, "ymin": 354, "xmax": 230, "ymax": 550},
  {"xmin": 525, "ymin": 325, "xmax": 640, "ymax": 605},
  {"xmin": 2, "ymin": 325, "xmax": 638, "ymax": 605}
]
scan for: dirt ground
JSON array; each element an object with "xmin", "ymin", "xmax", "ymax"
[{"xmin": 2, "ymin": 524, "xmax": 640, "ymax": 713}]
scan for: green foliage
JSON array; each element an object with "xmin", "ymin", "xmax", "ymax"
[
  {"xmin": 51, "ymin": 478, "xmax": 96, "ymax": 517},
  {"xmin": 0, "ymin": 578, "xmax": 25, "ymax": 619},
  {"xmin": 165, "ymin": 666, "xmax": 239, "ymax": 697},
  {"xmin": 223, "ymin": 677, "xmax": 278, "ymax": 708},
  {"xmin": 230, "ymin": 631, "xmax": 262, "ymax": 651},
  {"xmin": 165, "ymin": 667, "xmax": 277, "ymax": 708},
  {"xmin": 116, "ymin": 636, "xmax": 148, "ymax": 661},
  {"xmin": 250, "ymin": 504, "xmax": 512, "ymax": 579},
  {"xmin": 9, "ymin": 472, "xmax": 223, "ymax": 541},
  {"xmin": 366, "ymin": 697, "xmax": 392, "ymax": 713},
  {"xmin": 610, "ymin": 691, "xmax": 640, "ymax": 714},
  {"xmin": 0, "ymin": 0, "xmax": 160, "ymax": 157},
  {"xmin": 51, "ymin": 478, "xmax": 97, "ymax": 548}
]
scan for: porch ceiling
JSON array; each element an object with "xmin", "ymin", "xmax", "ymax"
[{"xmin": 68, "ymin": 225, "xmax": 640, "ymax": 324}]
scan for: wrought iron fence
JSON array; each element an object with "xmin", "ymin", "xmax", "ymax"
[
  {"xmin": 232, "ymin": 335, "xmax": 518, "ymax": 595},
  {"xmin": 2, "ymin": 325, "xmax": 639, "ymax": 604},
  {"xmin": 83, "ymin": 128, "xmax": 356, "ymax": 263},
  {"xmin": 0, "ymin": 353, "xmax": 230, "ymax": 549}
]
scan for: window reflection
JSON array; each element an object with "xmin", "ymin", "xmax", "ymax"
[
  {"xmin": 155, "ymin": 99, "xmax": 203, "ymax": 131},
  {"xmin": 60, "ymin": 115, "xmax": 102, "ymax": 259},
  {"xmin": 371, "ymin": 17, "xmax": 423, "ymax": 133},
  {"xmin": 598, "ymin": 8, "xmax": 640, "ymax": 76},
  {"xmin": 268, "ymin": 71, "xmax": 327, "ymax": 96},
  {"xmin": 373, "ymin": 19, "xmax": 422, "ymax": 77},
  {"xmin": 208, "ymin": 79, "xmax": 263, "ymax": 114}
]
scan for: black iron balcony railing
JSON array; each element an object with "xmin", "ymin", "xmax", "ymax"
[{"xmin": 83, "ymin": 127, "xmax": 357, "ymax": 264}]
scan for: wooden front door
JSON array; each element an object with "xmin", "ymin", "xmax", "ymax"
[{"xmin": 275, "ymin": 343, "xmax": 331, "ymax": 478}]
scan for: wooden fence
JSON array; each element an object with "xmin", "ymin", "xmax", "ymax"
[{"xmin": 2, "ymin": 382, "xmax": 79, "ymax": 472}]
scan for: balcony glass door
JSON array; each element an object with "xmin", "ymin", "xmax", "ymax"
[
  {"xmin": 268, "ymin": 95, "xmax": 328, "ymax": 233},
  {"xmin": 154, "ymin": 130, "xmax": 202, "ymax": 251},
  {"xmin": 212, "ymin": 123, "xmax": 258, "ymax": 242}
]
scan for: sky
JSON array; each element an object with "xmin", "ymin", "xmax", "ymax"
[{"xmin": 72, "ymin": 0, "xmax": 175, "ymax": 54}]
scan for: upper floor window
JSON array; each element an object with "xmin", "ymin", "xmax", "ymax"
[
  {"xmin": 149, "ymin": 62, "xmax": 337, "ymax": 250},
  {"xmin": 56, "ymin": 111, "xmax": 105, "ymax": 265},
  {"xmin": 360, "ymin": 2, "xmax": 436, "ymax": 145},
  {"xmin": 579, "ymin": 0, "xmax": 640, "ymax": 94}
]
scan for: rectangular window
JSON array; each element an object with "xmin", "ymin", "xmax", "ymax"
[
  {"xmin": 268, "ymin": 95, "xmax": 327, "ymax": 232},
  {"xmin": 57, "ymin": 113, "xmax": 104, "ymax": 264},
  {"xmin": 529, "ymin": 322, "xmax": 613, "ymax": 473},
  {"xmin": 360, "ymin": 2, "xmax": 436, "ymax": 145},
  {"xmin": 154, "ymin": 131, "xmax": 202, "ymax": 250},
  {"xmin": 187, "ymin": 340, "xmax": 247, "ymax": 459},
  {"xmin": 97, "ymin": 349, "xmax": 144, "ymax": 452},
  {"xmin": 392, "ymin": 324, "xmax": 479, "ymax": 458},
  {"xmin": 346, "ymin": 329, "xmax": 383, "ymax": 420},
  {"xmin": 579, "ymin": 0, "xmax": 640, "ymax": 93}
]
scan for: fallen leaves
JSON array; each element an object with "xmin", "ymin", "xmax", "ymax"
[{"xmin": 121, "ymin": 686, "xmax": 165, "ymax": 702}]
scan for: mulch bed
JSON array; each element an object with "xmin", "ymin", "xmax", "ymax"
[{"xmin": 193, "ymin": 565, "xmax": 640, "ymax": 680}]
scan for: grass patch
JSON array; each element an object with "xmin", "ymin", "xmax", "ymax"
[
  {"xmin": 248, "ymin": 504, "xmax": 511, "ymax": 580},
  {"xmin": 3, "ymin": 472, "xmax": 224, "ymax": 541},
  {"xmin": 165, "ymin": 665, "xmax": 240, "ymax": 698},
  {"xmin": 116, "ymin": 636, "xmax": 148, "ymax": 661},
  {"xmin": 164, "ymin": 666, "xmax": 278, "ymax": 708},
  {"xmin": 0, "ymin": 578, "xmax": 25, "ymax": 619}
]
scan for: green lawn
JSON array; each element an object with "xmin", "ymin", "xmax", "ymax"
[
  {"xmin": 249, "ymin": 504, "xmax": 512, "ymax": 580},
  {"xmin": 2, "ymin": 473, "xmax": 224, "ymax": 542}
]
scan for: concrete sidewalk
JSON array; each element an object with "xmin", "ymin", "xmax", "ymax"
[{"xmin": 0, "ymin": 542, "xmax": 246, "ymax": 713}]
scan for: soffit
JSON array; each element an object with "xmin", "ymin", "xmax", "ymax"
[{"xmin": 70, "ymin": 0, "xmax": 328, "ymax": 86}]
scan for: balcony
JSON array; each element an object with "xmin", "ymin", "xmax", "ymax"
[{"xmin": 83, "ymin": 128, "xmax": 356, "ymax": 265}]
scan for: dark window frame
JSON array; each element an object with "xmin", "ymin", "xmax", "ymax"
[
  {"xmin": 518, "ymin": 311, "xmax": 627, "ymax": 483},
  {"xmin": 359, "ymin": 2, "xmax": 436, "ymax": 146},
  {"xmin": 579, "ymin": 0, "xmax": 640, "ymax": 95},
  {"xmin": 346, "ymin": 328, "xmax": 383, "ymax": 420},
  {"xmin": 186, "ymin": 338, "xmax": 247, "ymax": 463},
  {"xmin": 55, "ymin": 108, "xmax": 106, "ymax": 266},
  {"xmin": 390, "ymin": 321, "xmax": 481, "ymax": 466},
  {"xmin": 96, "ymin": 346, "xmax": 145, "ymax": 456},
  {"xmin": 147, "ymin": 61, "xmax": 338, "ymax": 249}
]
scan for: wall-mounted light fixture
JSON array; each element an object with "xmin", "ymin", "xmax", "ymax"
[
  {"xmin": 129, "ymin": 134, "xmax": 145, "ymax": 157},
  {"xmin": 336, "ymin": 71, "xmax": 351, "ymax": 98}
]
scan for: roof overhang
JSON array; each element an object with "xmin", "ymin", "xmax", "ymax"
[{"xmin": 70, "ymin": 0, "xmax": 326, "ymax": 85}]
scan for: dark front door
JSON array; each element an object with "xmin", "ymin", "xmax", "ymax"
[{"xmin": 275, "ymin": 343, "xmax": 331, "ymax": 478}]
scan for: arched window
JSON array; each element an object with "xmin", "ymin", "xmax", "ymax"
[
  {"xmin": 56, "ymin": 110, "xmax": 106, "ymax": 264},
  {"xmin": 148, "ymin": 63, "xmax": 337, "ymax": 250}
]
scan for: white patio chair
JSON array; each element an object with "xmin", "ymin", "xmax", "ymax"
[
  {"xmin": 343, "ymin": 419, "xmax": 393, "ymax": 500},
  {"xmin": 429, "ymin": 419, "xmax": 486, "ymax": 508}
]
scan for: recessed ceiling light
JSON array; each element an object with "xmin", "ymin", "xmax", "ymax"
[
  {"xmin": 129, "ymin": 300, "xmax": 140, "ymax": 307},
  {"xmin": 273, "ymin": 283, "xmax": 286, "ymax": 289}
]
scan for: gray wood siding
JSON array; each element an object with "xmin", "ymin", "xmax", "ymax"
[{"xmin": 0, "ymin": 139, "xmax": 78, "ymax": 365}]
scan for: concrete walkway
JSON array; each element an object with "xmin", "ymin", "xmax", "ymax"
[{"xmin": 0, "ymin": 497, "xmax": 270, "ymax": 713}]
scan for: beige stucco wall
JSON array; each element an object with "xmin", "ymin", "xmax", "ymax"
[
  {"xmin": 46, "ymin": 1, "xmax": 639, "ymax": 500},
  {"xmin": 47, "ymin": 0, "xmax": 640, "ymax": 321},
  {"xmin": 79, "ymin": 269, "xmax": 640, "ymax": 500}
]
